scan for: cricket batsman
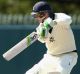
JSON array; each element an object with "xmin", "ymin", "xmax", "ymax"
[{"xmin": 25, "ymin": 1, "xmax": 78, "ymax": 74}]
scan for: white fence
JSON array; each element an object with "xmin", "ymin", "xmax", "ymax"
[
  {"xmin": 0, "ymin": 14, "xmax": 37, "ymax": 25},
  {"xmin": 0, "ymin": 14, "xmax": 80, "ymax": 25}
]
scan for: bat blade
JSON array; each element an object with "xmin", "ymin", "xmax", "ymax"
[{"xmin": 3, "ymin": 32, "xmax": 38, "ymax": 61}]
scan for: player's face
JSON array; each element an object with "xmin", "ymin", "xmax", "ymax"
[
  {"xmin": 33, "ymin": 12, "xmax": 46, "ymax": 23},
  {"xmin": 35, "ymin": 16, "xmax": 44, "ymax": 23}
]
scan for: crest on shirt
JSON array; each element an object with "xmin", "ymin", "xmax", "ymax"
[{"xmin": 49, "ymin": 37, "xmax": 55, "ymax": 42}]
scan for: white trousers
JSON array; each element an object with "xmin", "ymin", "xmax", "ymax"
[{"xmin": 25, "ymin": 52, "xmax": 78, "ymax": 74}]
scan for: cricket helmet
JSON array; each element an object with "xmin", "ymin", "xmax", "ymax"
[{"xmin": 31, "ymin": 1, "xmax": 51, "ymax": 16}]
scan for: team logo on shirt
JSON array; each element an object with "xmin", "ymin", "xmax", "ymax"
[{"xmin": 49, "ymin": 37, "xmax": 55, "ymax": 42}]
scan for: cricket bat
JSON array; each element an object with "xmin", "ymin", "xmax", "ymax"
[{"xmin": 3, "ymin": 32, "xmax": 38, "ymax": 61}]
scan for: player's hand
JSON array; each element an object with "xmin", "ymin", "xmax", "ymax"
[
  {"xmin": 39, "ymin": 27, "xmax": 48, "ymax": 38},
  {"xmin": 36, "ymin": 22, "xmax": 52, "ymax": 39}
]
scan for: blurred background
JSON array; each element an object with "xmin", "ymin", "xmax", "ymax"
[
  {"xmin": 0, "ymin": 0, "xmax": 80, "ymax": 74},
  {"xmin": 0, "ymin": 0, "xmax": 79, "ymax": 25}
]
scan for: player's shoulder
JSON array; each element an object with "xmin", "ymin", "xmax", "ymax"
[
  {"xmin": 54, "ymin": 13, "xmax": 69, "ymax": 16},
  {"xmin": 54, "ymin": 13, "xmax": 71, "ymax": 19}
]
